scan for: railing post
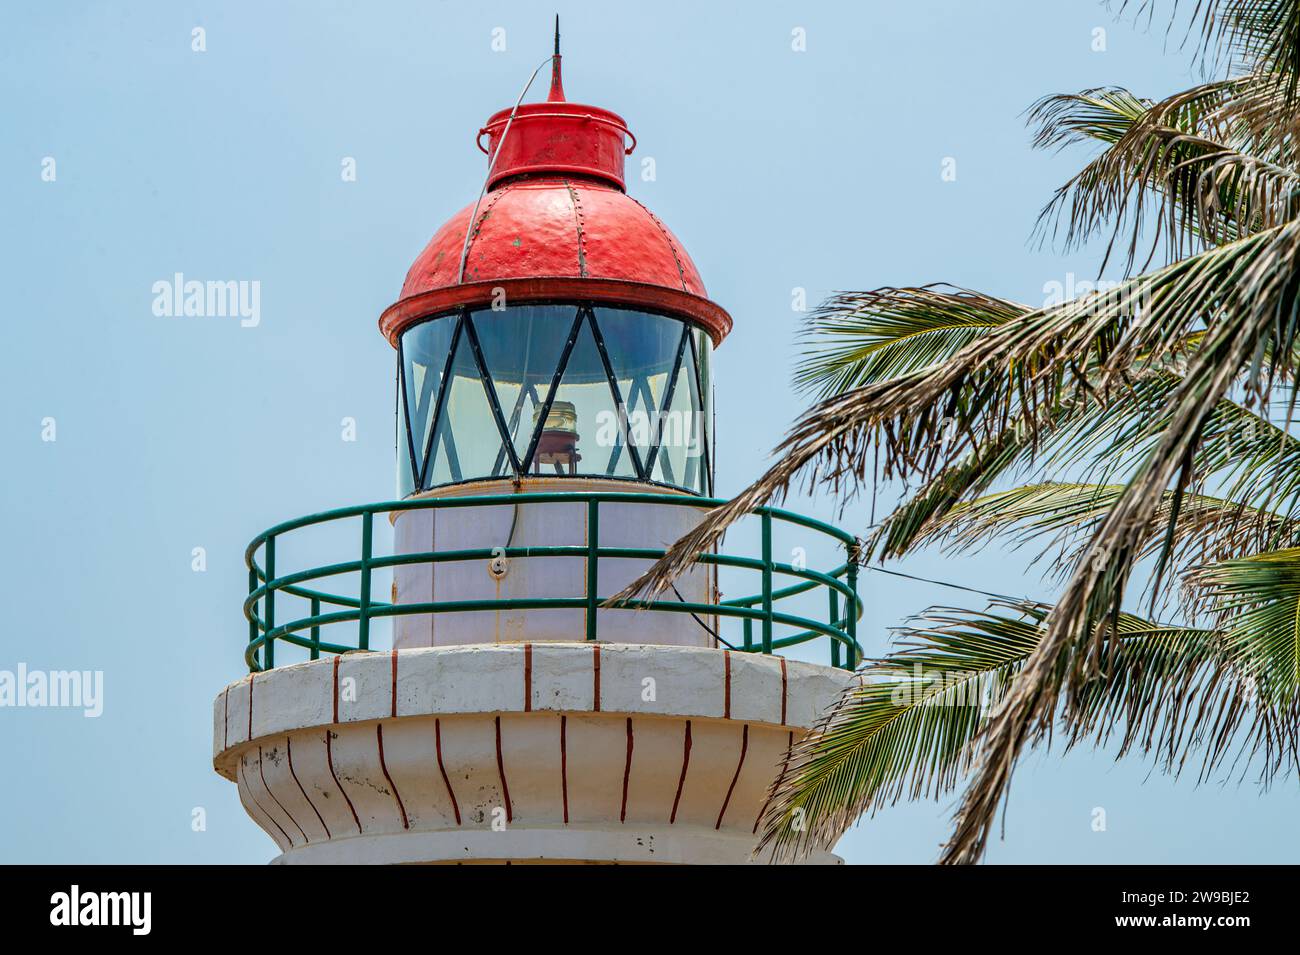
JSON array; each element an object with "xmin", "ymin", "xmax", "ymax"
[
  {"xmin": 761, "ymin": 510, "xmax": 773, "ymax": 654},
  {"xmin": 264, "ymin": 536, "xmax": 276, "ymax": 670},
  {"xmin": 586, "ymin": 498, "xmax": 599, "ymax": 641},
  {"xmin": 310, "ymin": 596, "xmax": 321, "ymax": 661},
  {"xmin": 829, "ymin": 587, "xmax": 840, "ymax": 669},
  {"xmin": 248, "ymin": 565, "xmax": 259, "ymax": 671},
  {"xmin": 358, "ymin": 511, "xmax": 373, "ymax": 651},
  {"xmin": 743, "ymin": 617, "xmax": 753, "ymax": 651},
  {"xmin": 845, "ymin": 548, "xmax": 859, "ymax": 669}
]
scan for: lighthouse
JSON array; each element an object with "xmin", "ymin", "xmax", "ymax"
[{"xmin": 212, "ymin": 30, "xmax": 862, "ymax": 865}]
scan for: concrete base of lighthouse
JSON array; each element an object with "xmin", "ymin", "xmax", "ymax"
[{"xmin": 213, "ymin": 643, "xmax": 852, "ymax": 864}]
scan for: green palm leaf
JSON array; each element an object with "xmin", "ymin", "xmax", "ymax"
[
  {"xmin": 795, "ymin": 286, "xmax": 1028, "ymax": 399},
  {"xmin": 1184, "ymin": 0, "xmax": 1300, "ymax": 98},
  {"xmin": 628, "ymin": 184, "xmax": 1300, "ymax": 866},
  {"xmin": 907, "ymin": 481, "xmax": 1300, "ymax": 584},
  {"xmin": 1030, "ymin": 80, "xmax": 1300, "ymax": 270},
  {"xmin": 1193, "ymin": 548, "xmax": 1300, "ymax": 704},
  {"xmin": 758, "ymin": 602, "xmax": 1236, "ymax": 861}
]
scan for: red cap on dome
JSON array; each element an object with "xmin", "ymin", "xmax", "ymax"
[
  {"xmin": 477, "ymin": 99, "xmax": 631, "ymax": 192},
  {"xmin": 473, "ymin": 19, "xmax": 633, "ymax": 191},
  {"xmin": 379, "ymin": 27, "xmax": 732, "ymax": 347}
]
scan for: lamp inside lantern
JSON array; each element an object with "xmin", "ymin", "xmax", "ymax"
[{"xmin": 532, "ymin": 400, "xmax": 581, "ymax": 474}]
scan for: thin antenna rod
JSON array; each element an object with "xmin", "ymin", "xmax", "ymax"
[{"xmin": 547, "ymin": 15, "xmax": 565, "ymax": 101}]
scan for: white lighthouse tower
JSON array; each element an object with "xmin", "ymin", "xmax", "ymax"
[{"xmin": 212, "ymin": 34, "xmax": 861, "ymax": 864}]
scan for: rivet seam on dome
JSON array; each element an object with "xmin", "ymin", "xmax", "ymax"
[
  {"xmin": 563, "ymin": 179, "xmax": 590, "ymax": 279},
  {"xmin": 462, "ymin": 183, "xmax": 513, "ymax": 283},
  {"xmin": 630, "ymin": 196, "xmax": 689, "ymax": 293}
]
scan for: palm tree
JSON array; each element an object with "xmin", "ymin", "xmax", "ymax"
[{"xmin": 621, "ymin": 1, "xmax": 1300, "ymax": 863}]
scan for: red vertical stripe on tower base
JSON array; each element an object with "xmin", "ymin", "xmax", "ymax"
[
  {"xmin": 715, "ymin": 724, "xmax": 749, "ymax": 830},
  {"xmin": 619, "ymin": 717, "xmax": 633, "ymax": 822},
  {"xmin": 669, "ymin": 720, "xmax": 692, "ymax": 824},
  {"xmin": 495, "ymin": 715, "xmax": 513, "ymax": 824},
  {"xmin": 258, "ymin": 745, "xmax": 306, "ymax": 844},
  {"xmin": 287, "ymin": 736, "xmax": 330, "ymax": 840},
  {"xmin": 560, "ymin": 714, "xmax": 569, "ymax": 824},
  {"xmin": 325, "ymin": 729, "xmax": 363, "ymax": 835},
  {"xmin": 524, "ymin": 643, "xmax": 533, "ymax": 712},
  {"xmin": 239, "ymin": 757, "xmax": 291, "ymax": 848},
  {"xmin": 332, "ymin": 656, "xmax": 340, "ymax": 724},
  {"xmin": 723, "ymin": 650, "xmax": 732, "ymax": 719},
  {"xmin": 376, "ymin": 723, "xmax": 409, "ymax": 830},
  {"xmin": 435, "ymin": 718, "xmax": 461, "ymax": 825}
]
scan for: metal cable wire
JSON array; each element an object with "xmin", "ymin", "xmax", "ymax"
[
  {"xmin": 670, "ymin": 581, "xmax": 736, "ymax": 650},
  {"xmin": 456, "ymin": 54, "xmax": 557, "ymax": 285},
  {"xmin": 859, "ymin": 564, "xmax": 1035, "ymax": 606}
]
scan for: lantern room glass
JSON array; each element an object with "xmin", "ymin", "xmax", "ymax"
[{"xmin": 396, "ymin": 304, "xmax": 713, "ymax": 496}]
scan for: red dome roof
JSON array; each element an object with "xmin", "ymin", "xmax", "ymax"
[
  {"xmin": 379, "ymin": 46, "xmax": 731, "ymax": 347},
  {"xmin": 399, "ymin": 178, "xmax": 708, "ymax": 300}
]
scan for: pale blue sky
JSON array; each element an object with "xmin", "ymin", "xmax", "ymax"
[{"xmin": 2, "ymin": 0, "xmax": 1293, "ymax": 863}]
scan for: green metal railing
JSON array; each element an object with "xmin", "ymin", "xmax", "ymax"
[{"xmin": 243, "ymin": 491, "xmax": 863, "ymax": 673}]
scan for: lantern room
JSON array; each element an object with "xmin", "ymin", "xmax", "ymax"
[
  {"xmin": 395, "ymin": 305, "xmax": 714, "ymax": 495},
  {"xmin": 379, "ymin": 49, "xmax": 730, "ymax": 500}
]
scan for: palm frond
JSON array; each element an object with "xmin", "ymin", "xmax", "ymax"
[
  {"xmin": 1192, "ymin": 547, "xmax": 1300, "ymax": 704},
  {"xmin": 758, "ymin": 604, "xmax": 1037, "ymax": 860},
  {"xmin": 623, "ymin": 220, "xmax": 1300, "ymax": 603},
  {"xmin": 866, "ymin": 363, "xmax": 1187, "ymax": 561},
  {"xmin": 1063, "ymin": 613, "xmax": 1247, "ymax": 778},
  {"xmin": 865, "ymin": 428, "xmax": 1038, "ymax": 561},
  {"xmin": 1030, "ymin": 80, "xmax": 1300, "ymax": 271},
  {"xmin": 1193, "ymin": 392, "xmax": 1300, "ymax": 519},
  {"xmin": 794, "ymin": 286, "xmax": 1028, "ymax": 399},
  {"xmin": 758, "ymin": 601, "xmax": 1242, "ymax": 861},
  {"xmin": 910, "ymin": 481, "xmax": 1300, "ymax": 584},
  {"xmin": 620, "ymin": 218, "xmax": 1300, "ymax": 863},
  {"xmin": 1185, "ymin": 0, "xmax": 1300, "ymax": 96},
  {"xmin": 1125, "ymin": 1, "xmax": 1300, "ymax": 94},
  {"xmin": 869, "ymin": 374, "xmax": 1300, "ymax": 589}
]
